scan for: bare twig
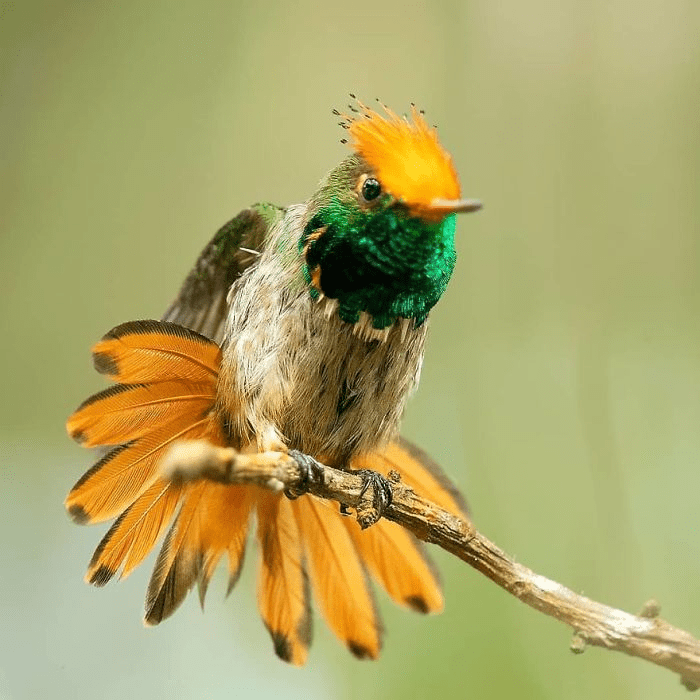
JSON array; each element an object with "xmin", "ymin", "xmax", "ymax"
[{"xmin": 162, "ymin": 441, "xmax": 700, "ymax": 690}]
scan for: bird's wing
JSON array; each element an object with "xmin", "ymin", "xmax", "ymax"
[{"xmin": 162, "ymin": 202, "xmax": 285, "ymax": 342}]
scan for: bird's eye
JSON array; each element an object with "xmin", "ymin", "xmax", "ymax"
[{"xmin": 361, "ymin": 177, "xmax": 382, "ymax": 202}]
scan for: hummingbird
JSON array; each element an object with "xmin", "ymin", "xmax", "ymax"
[{"xmin": 66, "ymin": 99, "xmax": 481, "ymax": 665}]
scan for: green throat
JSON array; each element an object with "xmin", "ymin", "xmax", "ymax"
[{"xmin": 300, "ymin": 199, "xmax": 457, "ymax": 330}]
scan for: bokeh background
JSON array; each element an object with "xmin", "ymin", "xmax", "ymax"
[{"xmin": 2, "ymin": 1, "xmax": 699, "ymax": 698}]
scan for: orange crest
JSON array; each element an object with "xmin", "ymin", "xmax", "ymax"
[{"xmin": 342, "ymin": 100, "xmax": 461, "ymax": 220}]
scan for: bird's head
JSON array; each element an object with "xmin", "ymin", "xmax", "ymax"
[{"xmin": 300, "ymin": 100, "xmax": 481, "ymax": 330}]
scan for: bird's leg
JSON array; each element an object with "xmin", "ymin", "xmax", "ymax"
[{"xmin": 250, "ymin": 426, "xmax": 323, "ymax": 500}]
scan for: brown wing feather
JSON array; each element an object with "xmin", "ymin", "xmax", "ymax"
[
  {"xmin": 92, "ymin": 320, "xmax": 220, "ymax": 384},
  {"xmin": 256, "ymin": 492, "xmax": 312, "ymax": 665},
  {"xmin": 292, "ymin": 496, "xmax": 382, "ymax": 659},
  {"xmin": 67, "ymin": 380, "xmax": 215, "ymax": 447},
  {"xmin": 162, "ymin": 205, "xmax": 283, "ymax": 342}
]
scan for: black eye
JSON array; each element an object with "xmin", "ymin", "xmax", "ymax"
[{"xmin": 361, "ymin": 177, "xmax": 381, "ymax": 202}]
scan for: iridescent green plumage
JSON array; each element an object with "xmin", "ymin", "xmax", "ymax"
[{"xmin": 301, "ymin": 196, "xmax": 457, "ymax": 329}]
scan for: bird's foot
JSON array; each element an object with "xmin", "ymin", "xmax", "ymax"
[
  {"xmin": 284, "ymin": 453, "xmax": 392, "ymax": 528},
  {"xmin": 343, "ymin": 469, "xmax": 393, "ymax": 529},
  {"xmin": 284, "ymin": 450, "xmax": 325, "ymax": 500}
]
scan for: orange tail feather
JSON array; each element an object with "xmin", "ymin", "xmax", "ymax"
[
  {"xmin": 86, "ymin": 479, "xmax": 183, "ymax": 586},
  {"xmin": 256, "ymin": 492, "xmax": 312, "ymax": 666},
  {"xmin": 144, "ymin": 481, "xmax": 254, "ymax": 625},
  {"xmin": 200, "ymin": 484, "xmax": 254, "ymax": 604},
  {"xmin": 292, "ymin": 496, "xmax": 382, "ymax": 659},
  {"xmin": 65, "ymin": 414, "xmax": 211, "ymax": 524},
  {"xmin": 91, "ymin": 320, "xmax": 220, "ymax": 384},
  {"xmin": 346, "ymin": 517, "xmax": 443, "ymax": 613},
  {"xmin": 344, "ymin": 437, "xmax": 469, "ymax": 613},
  {"xmin": 67, "ymin": 380, "xmax": 215, "ymax": 447},
  {"xmin": 143, "ymin": 481, "xmax": 208, "ymax": 624}
]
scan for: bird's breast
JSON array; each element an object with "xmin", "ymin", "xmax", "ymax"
[{"xmin": 217, "ymin": 259, "xmax": 427, "ymax": 465}]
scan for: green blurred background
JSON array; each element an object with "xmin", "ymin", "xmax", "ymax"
[{"xmin": 2, "ymin": 1, "xmax": 699, "ymax": 698}]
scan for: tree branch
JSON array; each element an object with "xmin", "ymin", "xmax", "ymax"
[{"xmin": 162, "ymin": 441, "xmax": 700, "ymax": 690}]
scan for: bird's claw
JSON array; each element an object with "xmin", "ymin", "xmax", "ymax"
[
  {"xmin": 284, "ymin": 450, "xmax": 324, "ymax": 499},
  {"xmin": 353, "ymin": 469, "xmax": 393, "ymax": 529}
]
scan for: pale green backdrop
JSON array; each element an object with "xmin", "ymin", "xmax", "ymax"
[{"xmin": 2, "ymin": 1, "xmax": 699, "ymax": 698}]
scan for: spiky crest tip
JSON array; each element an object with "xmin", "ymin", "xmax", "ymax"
[{"xmin": 339, "ymin": 98, "xmax": 461, "ymax": 219}]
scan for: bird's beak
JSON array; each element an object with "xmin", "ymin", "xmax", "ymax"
[{"xmin": 429, "ymin": 198, "xmax": 483, "ymax": 216}]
